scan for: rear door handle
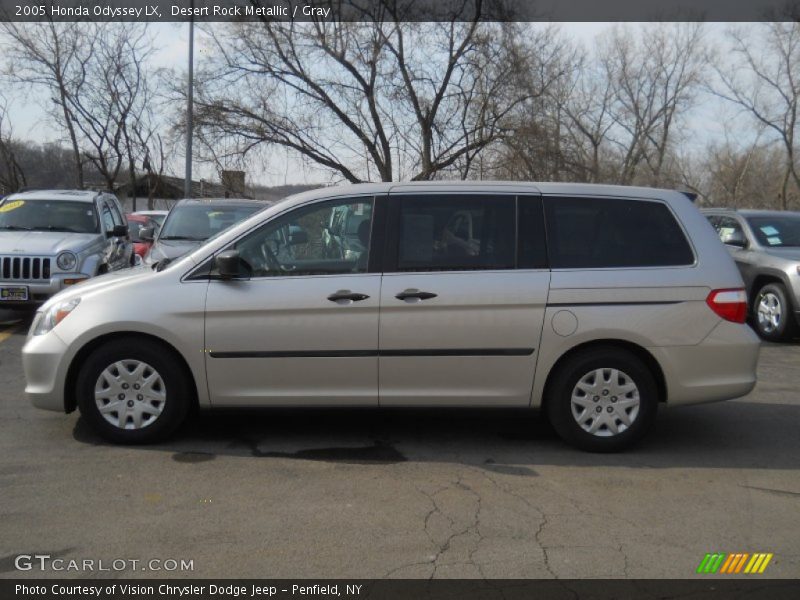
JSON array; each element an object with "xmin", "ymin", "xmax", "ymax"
[
  {"xmin": 395, "ymin": 289, "xmax": 438, "ymax": 301},
  {"xmin": 328, "ymin": 290, "xmax": 370, "ymax": 303}
]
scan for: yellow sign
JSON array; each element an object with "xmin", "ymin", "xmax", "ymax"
[{"xmin": 0, "ymin": 200, "xmax": 24, "ymax": 213}]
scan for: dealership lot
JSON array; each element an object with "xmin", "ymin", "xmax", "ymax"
[{"xmin": 0, "ymin": 309, "xmax": 798, "ymax": 579}]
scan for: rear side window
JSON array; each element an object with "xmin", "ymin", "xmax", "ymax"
[
  {"xmin": 544, "ymin": 196, "xmax": 694, "ymax": 268},
  {"xmin": 394, "ymin": 195, "xmax": 516, "ymax": 271}
]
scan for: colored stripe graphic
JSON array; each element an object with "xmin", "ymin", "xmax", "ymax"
[
  {"xmin": 720, "ymin": 554, "xmax": 736, "ymax": 573},
  {"xmin": 698, "ymin": 552, "xmax": 773, "ymax": 574},
  {"xmin": 733, "ymin": 553, "xmax": 749, "ymax": 573},
  {"xmin": 759, "ymin": 554, "xmax": 773, "ymax": 573},
  {"xmin": 697, "ymin": 553, "xmax": 726, "ymax": 573}
]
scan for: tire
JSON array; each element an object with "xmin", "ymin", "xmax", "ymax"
[
  {"xmin": 753, "ymin": 283, "xmax": 797, "ymax": 343},
  {"xmin": 546, "ymin": 347, "xmax": 658, "ymax": 452},
  {"xmin": 76, "ymin": 338, "xmax": 192, "ymax": 444}
]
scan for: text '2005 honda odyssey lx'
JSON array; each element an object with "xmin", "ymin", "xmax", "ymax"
[{"xmin": 23, "ymin": 183, "xmax": 760, "ymax": 451}]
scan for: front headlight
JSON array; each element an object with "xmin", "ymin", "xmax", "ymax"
[
  {"xmin": 56, "ymin": 251, "xmax": 77, "ymax": 271},
  {"xmin": 32, "ymin": 298, "xmax": 81, "ymax": 336}
]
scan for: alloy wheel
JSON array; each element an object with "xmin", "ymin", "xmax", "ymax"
[{"xmin": 757, "ymin": 292, "xmax": 782, "ymax": 334}]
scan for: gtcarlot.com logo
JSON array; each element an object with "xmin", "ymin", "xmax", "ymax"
[
  {"xmin": 697, "ymin": 552, "xmax": 773, "ymax": 574},
  {"xmin": 14, "ymin": 554, "xmax": 194, "ymax": 572}
]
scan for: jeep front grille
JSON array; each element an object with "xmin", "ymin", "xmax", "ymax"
[{"xmin": 0, "ymin": 256, "xmax": 52, "ymax": 281}]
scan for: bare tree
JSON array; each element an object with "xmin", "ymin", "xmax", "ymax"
[
  {"xmin": 192, "ymin": 2, "xmax": 539, "ymax": 182},
  {"xmin": 559, "ymin": 50, "xmax": 616, "ymax": 183},
  {"xmin": 479, "ymin": 25, "xmax": 580, "ymax": 181},
  {"xmin": 489, "ymin": 23, "xmax": 706, "ymax": 187},
  {"xmin": 0, "ymin": 96, "xmax": 26, "ymax": 194},
  {"xmin": 66, "ymin": 23, "xmax": 155, "ymax": 193},
  {"xmin": 711, "ymin": 22, "xmax": 800, "ymax": 209},
  {"xmin": 599, "ymin": 23, "xmax": 706, "ymax": 186},
  {"xmin": 1, "ymin": 21, "xmax": 90, "ymax": 189}
]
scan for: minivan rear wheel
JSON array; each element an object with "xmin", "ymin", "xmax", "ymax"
[
  {"xmin": 76, "ymin": 338, "xmax": 192, "ymax": 444},
  {"xmin": 753, "ymin": 283, "xmax": 796, "ymax": 342},
  {"xmin": 546, "ymin": 347, "xmax": 658, "ymax": 452}
]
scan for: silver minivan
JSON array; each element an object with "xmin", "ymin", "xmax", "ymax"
[{"xmin": 23, "ymin": 183, "xmax": 760, "ymax": 451}]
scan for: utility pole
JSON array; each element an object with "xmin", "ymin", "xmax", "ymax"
[{"xmin": 184, "ymin": 6, "xmax": 194, "ymax": 199}]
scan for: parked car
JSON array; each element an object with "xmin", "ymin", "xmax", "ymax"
[
  {"xmin": 142, "ymin": 199, "xmax": 266, "ymax": 266},
  {"xmin": 24, "ymin": 183, "xmax": 759, "ymax": 451},
  {"xmin": 0, "ymin": 190, "xmax": 132, "ymax": 307},
  {"xmin": 702, "ymin": 209, "xmax": 800, "ymax": 342},
  {"xmin": 126, "ymin": 213, "xmax": 161, "ymax": 261},
  {"xmin": 131, "ymin": 210, "xmax": 168, "ymax": 228}
]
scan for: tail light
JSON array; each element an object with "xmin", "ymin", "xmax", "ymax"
[{"xmin": 706, "ymin": 288, "xmax": 747, "ymax": 323}]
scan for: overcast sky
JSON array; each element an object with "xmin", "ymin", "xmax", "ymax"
[{"xmin": 2, "ymin": 22, "xmax": 758, "ymax": 187}]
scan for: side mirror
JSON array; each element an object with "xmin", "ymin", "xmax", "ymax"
[
  {"xmin": 289, "ymin": 227, "xmax": 309, "ymax": 246},
  {"xmin": 139, "ymin": 227, "xmax": 155, "ymax": 241},
  {"xmin": 215, "ymin": 249, "xmax": 249, "ymax": 280},
  {"xmin": 724, "ymin": 230, "xmax": 747, "ymax": 248},
  {"xmin": 108, "ymin": 224, "xmax": 128, "ymax": 238}
]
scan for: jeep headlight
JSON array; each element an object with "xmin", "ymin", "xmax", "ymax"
[
  {"xmin": 56, "ymin": 251, "xmax": 77, "ymax": 271},
  {"xmin": 32, "ymin": 298, "xmax": 81, "ymax": 336}
]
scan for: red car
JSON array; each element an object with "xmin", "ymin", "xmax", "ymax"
[{"xmin": 125, "ymin": 213, "xmax": 161, "ymax": 260}]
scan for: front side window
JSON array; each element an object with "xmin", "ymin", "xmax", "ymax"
[
  {"xmin": 107, "ymin": 199, "xmax": 125, "ymax": 228},
  {"xmin": 100, "ymin": 202, "xmax": 116, "ymax": 232},
  {"xmin": 394, "ymin": 195, "xmax": 516, "ymax": 271},
  {"xmin": 544, "ymin": 196, "xmax": 694, "ymax": 268},
  {"xmin": 745, "ymin": 214, "xmax": 800, "ymax": 248},
  {"xmin": 225, "ymin": 198, "xmax": 374, "ymax": 277},
  {"xmin": 0, "ymin": 199, "xmax": 99, "ymax": 234}
]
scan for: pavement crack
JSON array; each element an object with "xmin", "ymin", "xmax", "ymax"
[{"xmin": 741, "ymin": 484, "xmax": 800, "ymax": 498}]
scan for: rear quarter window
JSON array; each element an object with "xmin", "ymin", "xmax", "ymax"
[{"xmin": 544, "ymin": 196, "xmax": 694, "ymax": 269}]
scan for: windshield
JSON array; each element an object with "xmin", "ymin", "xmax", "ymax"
[
  {"xmin": 746, "ymin": 215, "xmax": 800, "ymax": 248},
  {"xmin": 0, "ymin": 199, "xmax": 99, "ymax": 234},
  {"xmin": 158, "ymin": 204, "xmax": 262, "ymax": 241}
]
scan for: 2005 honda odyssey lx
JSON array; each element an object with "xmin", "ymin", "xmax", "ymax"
[{"xmin": 23, "ymin": 183, "xmax": 760, "ymax": 451}]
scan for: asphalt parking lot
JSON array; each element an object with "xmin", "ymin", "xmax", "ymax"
[{"xmin": 1, "ymin": 308, "xmax": 798, "ymax": 580}]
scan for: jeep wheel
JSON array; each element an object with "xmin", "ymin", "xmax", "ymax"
[{"xmin": 754, "ymin": 283, "xmax": 797, "ymax": 342}]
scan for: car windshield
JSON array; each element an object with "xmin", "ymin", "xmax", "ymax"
[
  {"xmin": 746, "ymin": 214, "xmax": 800, "ymax": 248},
  {"xmin": 0, "ymin": 199, "xmax": 99, "ymax": 234},
  {"xmin": 158, "ymin": 204, "xmax": 262, "ymax": 241}
]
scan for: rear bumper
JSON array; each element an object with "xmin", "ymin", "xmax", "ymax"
[{"xmin": 650, "ymin": 320, "xmax": 760, "ymax": 406}]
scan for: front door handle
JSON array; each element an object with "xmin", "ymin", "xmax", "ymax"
[
  {"xmin": 328, "ymin": 290, "xmax": 370, "ymax": 303},
  {"xmin": 395, "ymin": 289, "xmax": 438, "ymax": 301}
]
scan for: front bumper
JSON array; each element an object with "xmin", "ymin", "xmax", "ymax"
[
  {"xmin": 23, "ymin": 329, "xmax": 72, "ymax": 412},
  {"xmin": 650, "ymin": 320, "xmax": 760, "ymax": 406},
  {"xmin": 0, "ymin": 275, "xmax": 89, "ymax": 306}
]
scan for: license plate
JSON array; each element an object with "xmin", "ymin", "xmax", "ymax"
[{"xmin": 0, "ymin": 286, "xmax": 29, "ymax": 301}]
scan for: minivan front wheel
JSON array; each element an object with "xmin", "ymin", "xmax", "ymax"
[
  {"xmin": 546, "ymin": 348, "xmax": 658, "ymax": 452},
  {"xmin": 76, "ymin": 338, "xmax": 192, "ymax": 444},
  {"xmin": 754, "ymin": 283, "xmax": 796, "ymax": 342}
]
